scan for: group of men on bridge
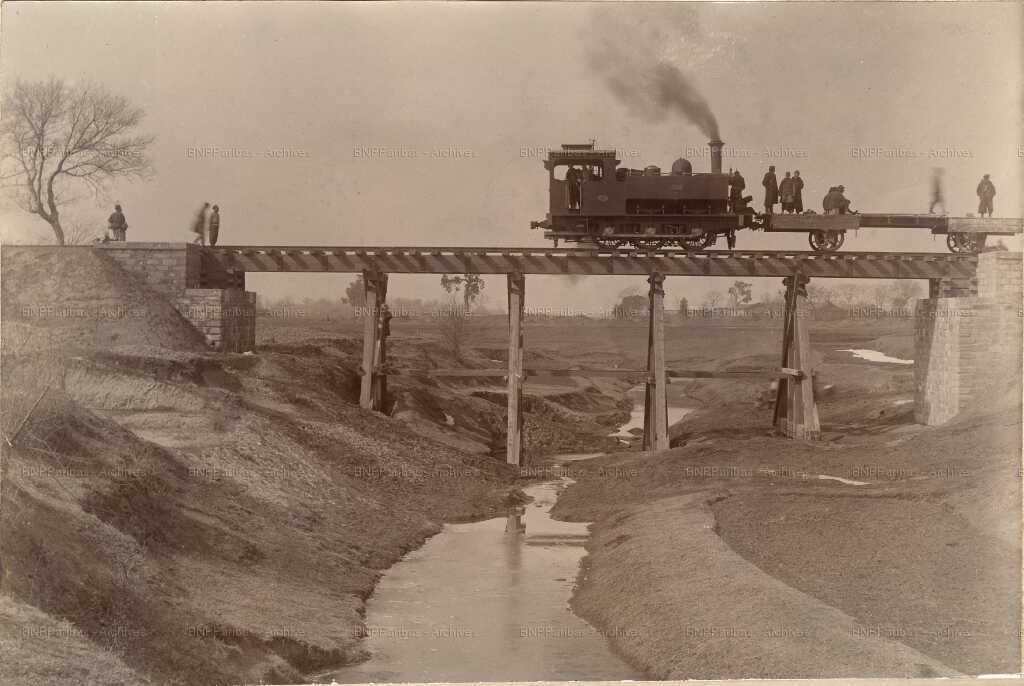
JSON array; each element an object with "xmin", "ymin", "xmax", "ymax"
[
  {"xmin": 758, "ymin": 166, "xmax": 806, "ymax": 215},
  {"xmin": 102, "ymin": 202, "xmax": 225, "ymax": 245}
]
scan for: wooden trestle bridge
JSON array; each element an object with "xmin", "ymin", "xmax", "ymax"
[{"xmin": 202, "ymin": 245, "xmax": 983, "ymax": 466}]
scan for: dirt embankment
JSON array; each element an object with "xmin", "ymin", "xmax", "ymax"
[
  {"xmin": 2, "ymin": 350, "xmax": 520, "ymax": 685},
  {"xmin": 551, "ymin": 321, "xmax": 1022, "ymax": 679},
  {"xmin": 1, "ymin": 248, "xmax": 634, "ymax": 684}
]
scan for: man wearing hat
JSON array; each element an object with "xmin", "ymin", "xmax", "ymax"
[
  {"xmin": 977, "ymin": 174, "xmax": 996, "ymax": 217},
  {"xmin": 762, "ymin": 165, "xmax": 779, "ymax": 215}
]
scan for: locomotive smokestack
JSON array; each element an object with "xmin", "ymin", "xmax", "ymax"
[{"xmin": 708, "ymin": 139, "xmax": 724, "ymax": 174}]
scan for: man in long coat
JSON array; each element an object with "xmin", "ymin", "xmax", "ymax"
[
  {"xmin": 779, "ymin": 172, "xmax": 795, "ymax": 213},
  {"xmin": 762, "ymin": 165, "xmax": 779, "ymax": 214},
  {"xmin": 977, "ymin": 174, "xmax": 996, "ymax": 217},
  {"xmin": 792, "ymin": 171, "xmax": 805, "ymax": 213}
]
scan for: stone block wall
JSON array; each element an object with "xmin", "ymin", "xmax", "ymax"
[
  {"xmin": 976, "ymin": 251, "xmax": 1022, "ymax": 305},
  {"xmin": 174, "ymin": 289, "xmax": 256, "ymax": 352},
  {"xmin": 97, "ymin": 242, "xmax": 254, "ymax": 352},
  {"xmin": 96, "ymin": 242, "xmax": 202, "ymax": 292},
  {"xmin": 915, "ymin": 252, "xmax": 1022, "ymax": 425}
]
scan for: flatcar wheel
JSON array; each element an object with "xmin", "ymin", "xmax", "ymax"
[
  {"xmin": 946, "ymin": 232, "xmax": 979, "ymax": 253},
  {"xmin": 808, "ymin": 230, "xmax": 844, "ymax": 252}
]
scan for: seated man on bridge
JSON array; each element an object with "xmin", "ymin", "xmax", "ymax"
[{"xmin": 824, "ymin": 185, "xmax": 855, "ymax": 215}]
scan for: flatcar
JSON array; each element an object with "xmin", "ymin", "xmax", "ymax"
[{"xmin": 531, "ymin": 141, "xmax": 1023, "ymax": 253}]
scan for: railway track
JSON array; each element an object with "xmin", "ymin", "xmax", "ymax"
[{"xmin": 202, "ymin": 245, "xmax": 980, "ymax": 279}]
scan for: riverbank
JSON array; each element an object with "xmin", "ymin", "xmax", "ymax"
[
  {"xmin": 551, "ymin": 375, "xmax": 1022, "ymax": 677},
  {"xmin": 1, "ymin": 250, "xmax": 635, "ymax": 684}
]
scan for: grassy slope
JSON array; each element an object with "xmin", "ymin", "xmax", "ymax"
[
  {"xmin": 550, "ymin": 317, "xmax": 1021, "ymax": 678},
  {"xmin": 0, "ymin": 596, "xmax": 150, "ymax": 686}
]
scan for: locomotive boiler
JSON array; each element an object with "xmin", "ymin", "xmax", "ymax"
[{"xmin": 530, "ymin": 140, "xmax": 753, "ymax": 250}]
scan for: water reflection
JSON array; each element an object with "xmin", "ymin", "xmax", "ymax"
[{"xmin": 327, "ymin": 479, "xmax": 641, "ymax": 683}]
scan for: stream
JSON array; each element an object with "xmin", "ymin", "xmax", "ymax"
[
  {"xmin": 326, "ymin": 479, "xmax": 641, "ymax": 682},
  {"xmin": 326, "ymin": 393, "xmax": 695, "ymax": 682}
]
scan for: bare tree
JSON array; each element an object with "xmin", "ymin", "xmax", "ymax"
[
  {"xmin": 343, "ymin": 275, "xmax": 366, "ymax": 307},
  {"xmin": 727, "ymin": 280, "xmax": 753, "ymax": 308},
  {"xmin": 703, "ymin": 290, "xmax": 723, "ymax": 309},
  {"xmin": 831, "ymin": 283, "xmax": 862, "ymax": 308},
  {"xmin": 63, "ymin": 219, "xmax": 100, "ymax": 245},
  {"xmin": 440, "ymin": 274, "xmax": 485, "ymax": 312},
  {"xmin": 806, "ymin": 283, "xmax": 835, "ymax": 307},
  {"xmin": 1, "ymin": 78, "xmax": 154, "ymax": 244},
  {"xmin": 437, "ymin": 298, "xmax": 469, "ymax": 362}
]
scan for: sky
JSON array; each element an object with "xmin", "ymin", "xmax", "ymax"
[{"xmin": 2, "ymin": 1, "xmax": 1021, "ymax": 310}]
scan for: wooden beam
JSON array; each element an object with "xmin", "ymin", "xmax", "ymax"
[
  {"xmin": 643, "ymin": 272, "xmax": 669, "ymax": 451},
  {"xmin": 506, "ymin": 273, "xmax": 526, "ymax": 467},
  {"xmin": 359, "ymin": 270, "xmax": 388, "ymax": 411},
  {"xmin": 774, "ymin": 275, "xmax": 820, "ymax": 440}
]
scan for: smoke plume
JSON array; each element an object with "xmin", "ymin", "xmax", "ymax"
[{"xmin": 587, "ymin": 10, "xmax": 721, "ymax": 140}]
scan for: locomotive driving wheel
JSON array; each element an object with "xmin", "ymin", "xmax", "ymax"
[
  {"xmin": 946, "ymin": 232, "xmax": 984, "ymax": 253},
  {"xmin": 808, "ymin": 230, "xmax": 845, "ymax": 252},
  {"xmin": 679, "ymin": 233, "xmax": 716, "ymax": 251},
  {"xmin": 632, "ymin": 238, "xmax": 663, "ymax": 252},
  {"xmin": 596, "ymin": 237, "xmax": 627, "ymax": 250}
]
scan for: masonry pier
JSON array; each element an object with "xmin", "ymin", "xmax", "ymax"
[{"xmin": 915, "ymin": 252, "xmax": 1022, "ymax": 425}]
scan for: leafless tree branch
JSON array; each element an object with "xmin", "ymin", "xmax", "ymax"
[{"xmin": 0, "ymin": 78, "xmax": 155, "ymax": 244}]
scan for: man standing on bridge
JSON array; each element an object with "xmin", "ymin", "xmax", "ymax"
[
  {"xmin": 779, "ymin": 171, "xmax": 795, "ymax": 213},
  {"xmin": 792, "ymin": 171, "xmax": 804, "ymax": 213},
  {"xmin": 209, "ymin": 205, "xmax": 221, "ymax": 246},
  {"xmin": 762, "ymin": 165, "xmax": 779, "ymax": 215},
  {"xmin": 107, "ymin": 204, "xmax": 127, "ymax": 241},
  {"xmin": 928, "ymin": 168, "xmax": 946, "ymax": 214},
  {"xmin": 192, "ymin": 202, "xmax": 210, "ymax": 245},
  {"xmin": 977, "ymin": 174, "xmax": 996, "ymax": 217},
  {"xmin": 729, "ymin": 169, "xmax": 746, "ymax": 213}
]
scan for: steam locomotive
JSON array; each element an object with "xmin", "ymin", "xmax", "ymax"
[
  {"xmin": 530, "ymin": 141, "xmax": 1019, "ymax": 253},
  {"xmin": 529, "ymin": 140, "xmax": 753, "ymax": 251}
]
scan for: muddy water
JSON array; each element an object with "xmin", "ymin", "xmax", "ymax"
[
  {"xmin": 611, "ymin": 385, "xmax": 692, "ymax": 439},
  {"xmin": 326, "ymin": 479, "xmax": 642, "ymax": 683}
]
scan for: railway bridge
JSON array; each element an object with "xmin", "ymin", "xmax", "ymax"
[
  {"xmin": 191, "ymin": 245, "xmax": 1015, "ymax": 465},
  {"xmin": 8, "ymin": 242, "xmax": 1018, "ymax": 467}
]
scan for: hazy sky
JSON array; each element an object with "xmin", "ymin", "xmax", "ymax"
[{"xmin": 2, "ymin": 2, "xmax": 1021, "ymax": 309}]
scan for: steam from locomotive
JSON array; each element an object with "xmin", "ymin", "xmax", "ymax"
[
  {"xmin": 587, "ymin": 11, "xmax": 720, "ymax": 141},
  {"xmin": 597, "ymin": 59, "xmax": 720, "ymax": 142}
]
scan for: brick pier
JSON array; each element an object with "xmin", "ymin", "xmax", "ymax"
[
  {"xmin": 914, "ymin": 252, "xmax": 1022, "ymax": 424},
  {"xmin": 97, "ymin": 242, "xmax": 255, "ymax": 352}
]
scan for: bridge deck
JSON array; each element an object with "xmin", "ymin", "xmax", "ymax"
[{"xmin": 204, "ymin": 246, "xmax": 977, "ymax": 279}]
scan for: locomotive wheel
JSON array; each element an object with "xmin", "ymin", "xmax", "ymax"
[
  {"xmin": 679, "ymin": 233, "xmax": 716, "ymax": 251},
  {"xmin": 596, "ymin": 237, "xmax": 627, "ymax": 250},
  {"xmin": 808, "ymin": 230, "xmax": 845, "ymax": 252},
  {"xmin": 632, "ymin": 238, "xmax": 663, "ymax": 251},
  {"xmin": 946, "ymin": 232, "xmax": 981, "ymax": 253}
]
